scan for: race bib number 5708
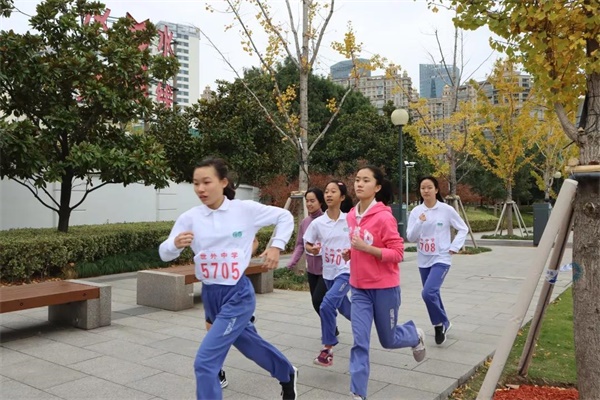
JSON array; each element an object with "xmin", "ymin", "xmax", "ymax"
[
  {"xmin": 194, "ymin": 248, "xmax": 243, "ymax": 284},
  {"xmin": 418, "ymin": 237, "xmax": 439, "ymax": 255}
]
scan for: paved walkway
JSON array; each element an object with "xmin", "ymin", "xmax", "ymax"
[{"xmin": 1, "ymin": 245, "xmax": 573, "ymax": 400}]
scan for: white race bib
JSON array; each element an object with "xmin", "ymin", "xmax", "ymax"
[
  {"xmin": 418, "ymin": 237, "xmax": 439, "ymax": 255},
  {"xmin": 194, "ymin": 248, "xmax": 244, "ymax": 285},
  {"xmin": 323, "ymin": 245, "xmax": 344, "ymax": 267}
]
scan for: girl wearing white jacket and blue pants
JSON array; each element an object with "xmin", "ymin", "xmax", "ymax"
[
  {"xmin": 159, "ymin": 157, "xmax": 298, "ymax": 400},
  {"xmin": 407, "ymin": 176, "xmax": 468, "ymax": 345}
]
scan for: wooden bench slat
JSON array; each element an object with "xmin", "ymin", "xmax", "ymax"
[
  {"xmin": 156, "ymin": 261, "xmax": 268, "ymax": 285},
  {"xmin": 0, "ymin": 281, "xmax": 100, "ymax": 313}
]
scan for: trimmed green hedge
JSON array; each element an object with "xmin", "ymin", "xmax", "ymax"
[
  {"xmin": 0, "ymin": 222, "xmax": 297, "ymax": 282},
  {"xmin": 469, "ymin": 218, "xmax": 532, "ymax": 232}
]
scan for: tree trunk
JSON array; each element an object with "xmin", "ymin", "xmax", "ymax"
[
  {"xmin": 572, "ymin": 71, "xmax": 600, "ymax": 399},
  {"xmin": 506, "ymin": 182, "xmax": 513, "ymax": 236},
  {"xmin": 297, "ymin": 0, "xmax": 310, "ymax": 199},
  {"xmin": 57, "ymin": 169, "xmax": 73, "ymax": 233},
  {"xmin": 449, "ymin": 149, "xmax": 457, "ymax": 196}
]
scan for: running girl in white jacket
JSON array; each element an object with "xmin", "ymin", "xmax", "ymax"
[
  {"xmin": 304, "ymin": 180, "xmax": 353, "ymax": 367},
  {"xmin": 406, "ymin": 176, "xmax": 468, "ymax": 345}
]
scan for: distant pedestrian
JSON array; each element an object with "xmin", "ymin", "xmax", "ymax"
[
  {"xmin": 406, "ymin": 176, "xmax": 468, "ymax": 345},
  {"xmin": 304, "ymin": 180, "xmax": 353, "ymax": 367},
  {"xmin": 345, "ymin": 166, "xmax": 426, "ymax": 400},
  {"xmin": 159, "ymin": 157, "xmax": 298, "ymax": 400},
  {"xmin": 286, "ymin": 188, "xmax": 329, "ymax": 317}
]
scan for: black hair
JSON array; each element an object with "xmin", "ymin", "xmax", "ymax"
[
  {"xmin": 417, "ymin": 176, "xmax": 445, "ymax": 203},
  {"xmin": 194, "ymin": 157, "xmax": 236, "ymax": 200},
  {"xmin": 305, "ymin": 187, "xmax": 327, "ymax": 212},
  {"xmin": 327, "ymin": 180, "xmax": 353, "ymax": 213},
  {"xmin": 357, "ymin": 165, "xmax": 393, "ymax": 205}
]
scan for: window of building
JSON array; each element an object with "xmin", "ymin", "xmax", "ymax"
[{"xmin": 177, "ymin": 55, "xmax": 189, "ymax": 61}]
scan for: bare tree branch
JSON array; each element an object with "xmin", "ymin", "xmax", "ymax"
[
  {"xmin": 308, "ymin": 83, "xmax": 353, "ymax": 153},
  {"xmin": 283, "ymin": 0, "xmax": 302, "ymax": 61},
  {"xmin": 308, "ymin": 0, "xmax": 335, "ymax": 67},
  {"xmin": 252, "ymin": 0, "xmax": 300, "ymax": 67},
  {"xmin": 554, "ymin": 102, "xmax": 578, "ymax": 141},
  {"xmin": 196, "ymin": 26, "xmax": 295, "ymax": 145},
  {"xmin": 12, "ymin": 178, "xmax": 59, "ymax": 213},
  {"xmin": 70, "ymin": 181, "xmax": 111, "ymax": 211},
  {"xmin": 221, "ymin": 2, "xmax": 298, "ymax": 138}
]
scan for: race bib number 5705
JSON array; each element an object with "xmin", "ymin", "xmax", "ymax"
[{"xmin": 194, "ymin": 248, "xmax": 244, "ymax": 284}]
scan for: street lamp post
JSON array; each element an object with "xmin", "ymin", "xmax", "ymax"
[
  {"xmin": 391, "ymin": 109, "xmax": 409, "ymax": 238},
  {"xmin": 405, "ymin": 161, "xmax": 416, "ymax": 220}
]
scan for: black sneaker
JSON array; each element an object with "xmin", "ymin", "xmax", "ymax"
[
  {"xmin": 335, "ymin": 326, "xmax": 339, "ymax": 337},
  {"xmin": 435, "ymin": 322, "xmax": 452, "ymax": 345},
  {"xmin": 219, "ymin": 369, "xmax": 228, "ymax": 389},
  {"xmin": 250, "ymin": 314, "xmax": 256, "ymax": 324},
  {"xmin": 280, "ymin": 366, "xmax": 298, "ymax": 400}
]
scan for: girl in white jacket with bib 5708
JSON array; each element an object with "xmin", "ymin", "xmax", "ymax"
[{"xmin": 407, "ymin": 176, "xmax": 468, "ymax": 346}]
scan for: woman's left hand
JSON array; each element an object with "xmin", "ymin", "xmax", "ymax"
[{"xmin": 260, "ymin": 247, "xmax": 281, "ymax": 270}]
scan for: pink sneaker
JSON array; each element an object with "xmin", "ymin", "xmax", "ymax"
[{"xmin": 313, "ymin": 348, "xmax": 333, "ymax": 367}]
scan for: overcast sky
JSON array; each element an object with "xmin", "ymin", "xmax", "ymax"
[{"xmin": 2, "ymin": 0, "xmax": 500, "ymax": 91}]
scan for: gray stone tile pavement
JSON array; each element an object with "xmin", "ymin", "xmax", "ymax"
[{"xmin": 1, "ymin": 244, "xmax": 573, "ymax": 399}]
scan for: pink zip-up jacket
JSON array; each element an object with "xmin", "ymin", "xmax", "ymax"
[{"xmin": 346, "ymin": 202, "xmax": 404, "ymax": 289}]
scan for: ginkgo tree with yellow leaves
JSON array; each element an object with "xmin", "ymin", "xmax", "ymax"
[
  {"xmin": 469, "ymin": 59, "xmax": 543, "ymax": 236},
  {"xmin": 530, "ymin": 112, "xmax": 578, "ymax": 202},
  {"xmin": 405, "ymin": 91, "xmax": 480, "ymax": 195},
  {"xmin": 204, "ymin": 0, "xmax": 382, "ymax": 197},
  {"xmin": 426, "ymin": 0, "xmax": 600, "ymax": 397}
]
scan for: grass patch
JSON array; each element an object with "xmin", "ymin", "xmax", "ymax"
[
  {"xmin": 459, "ymin": 246, "xmax": 492, "ymax": 255},
  {"xmin": 404, "ymin": 246, "xmax": 491, "ymax": 254},
  {"xmin": 75, "ymin": 248, "xmax": 187, "ymax": 278},
  {"xmin": 273, "ymin": 268, "xmax": 309, "ymax": 291},
  {"xmin": 450, "ymin": 288, "xmax": 576, "ymax": 399},
  {"xmin": 481, "ymin": 234, "xmax": 534, "ymax": 240}
]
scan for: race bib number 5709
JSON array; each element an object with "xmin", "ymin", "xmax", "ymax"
[{"xmin": 194, "ymin": 248, "xmax": 243, "ymax": 284}]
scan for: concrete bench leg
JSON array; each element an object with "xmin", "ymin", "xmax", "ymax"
[
  {"xmin": 137, "ymin": 270, "xmax": 193, "ymax": 311},
  {"xmin": 248, "ymin": 271, "xmax": 274, "ymax": 294},
  {"xmin": 48, "ymin": 280, "xmax": 111, "ymax": 330}
]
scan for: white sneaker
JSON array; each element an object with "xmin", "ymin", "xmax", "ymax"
[{"xmin": 412, "ymin": 328, "xmax": 426, "ymax": 362}]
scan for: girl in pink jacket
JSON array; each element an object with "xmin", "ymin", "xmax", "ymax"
[{"xmin": 345, "ymin": 166, "xmax": 426, "ymax": 400}]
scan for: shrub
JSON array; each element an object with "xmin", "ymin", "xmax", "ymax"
[
  {"xmin": 0, "ymin": 222, "xmax": 173, "ymax": 282},
  {"xmin": 0, "ymin": 222, "xmax": 298, "ymax": 282}
]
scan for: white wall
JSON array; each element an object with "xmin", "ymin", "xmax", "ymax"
[{"xmin": 0, "ymin": 178, "xmax": 260, "ymax": 230}]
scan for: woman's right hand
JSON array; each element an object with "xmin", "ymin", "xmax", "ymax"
[
  {"xmin": 175, "ymin": 231, "xmax": 194, "ymax": 249},
  {"xmin": 342, "ymin": 248, "xmax": 351, "ymax": 261}
]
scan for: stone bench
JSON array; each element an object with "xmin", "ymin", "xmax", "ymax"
[
  {"xmin": 0, "ymin": 279, "xmax": 111, "ymax": 330},
  {"xmin": 136, "ymin": 262, "xmax": 273, "ymax": 311}
]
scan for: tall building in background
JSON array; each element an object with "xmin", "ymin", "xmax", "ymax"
[
  {"xmin": 330, "ymin": 59, "xmax": 371, "ymax": 80},
  {"xmin": 154, "ymin": 21, "xmax": 200, "ymax": 108},
  {"xmin": 419, "ymin": 64, "xmax": 460, "ymax": 99},
  {"xmin": 331, "ymin": 66, "xmax": 415, "ymax": 114}
]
